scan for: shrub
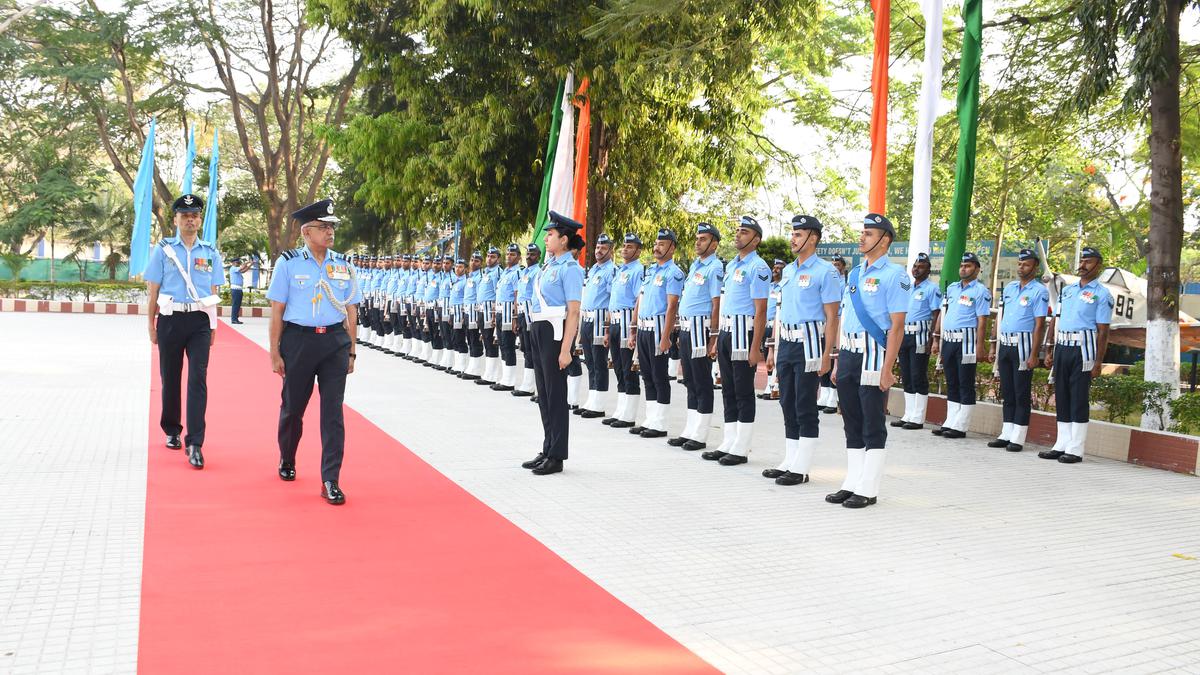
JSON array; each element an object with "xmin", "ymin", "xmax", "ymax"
[
  {"xmin": 1090, "ymin": 374, "xmax": 1150, "ymax": 425},
  {"xmin": 1169, "ymin": 393, "xmax": 1200, "ymax": 435}
]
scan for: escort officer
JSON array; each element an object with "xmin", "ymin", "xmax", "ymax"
[
  {"xmin": 577, "ymin": 234, "xmax": 616, "ymax": 417},
  {"xmin": 493, "ymin": 244, "xmax": 523, "ymax": 391},
  {"xmin": 604, "ymin": 233, "xmax": 645, "ymax": 428},
  {"xmin": 931, "ymin": 252, "xmax": 991, "ymax": 439},
  {"xmin": 826, "ymin": 213, "xmax": 908, "ymax": 509},
  {"xmin": 763, "ymin": 216, "xmax": 842, "ymax": 485},
  {"xmin": 818, "ymin": 253, "xmax": 849, "ymax": 412},
  {"xmin": 145, "ymin": 194, "xmax": 224, "ymax": 469},
  {"xmin": 988, "ymin": 248, "xmax": 1049, "ymax": 452},
  {"xmin": 628, "ymin": 229, "xmax": 684, "ymax": 438},
  {"xmin": 266, "ymin": 199, "xmax": 361, "ymax": 505},
  {"xmin": 513, "ymin": 244, "xmax": 542, "ymax": 396},
  {"xmin": 893, "ymin": 252, "xmax": 941, "ymax": 430},
  {"xmin": 670, "ymin": 222, "xmax": 723, "ymax": 450},
  {"xmin": 520, "ymin": 212, "xmax": 585, "ymax": 476},
  {"xmin": 702, "ymin": 215, "xmax": 771, "ymax": 466},
  {"xmin": 227, "ymin": 257, "xmax": 252, "ymax": 323},
  {"xmin": 758, "ymin": 257, "xmax": 786, "ymax": 401},
  {"xmin": 1040, "ymin": 246, "xmax": 1112, "ymax": 463}
]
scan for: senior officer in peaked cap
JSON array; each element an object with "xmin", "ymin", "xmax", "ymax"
[
  {"xmin": 145, "ymin": 193, "xmax": 224, "ymax": 469},
  {"xmin": 267, "ymin": 199, "xmax": 361, "ymax": 505}
]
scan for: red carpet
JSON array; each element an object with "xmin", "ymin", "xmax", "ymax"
[{"xmin": 139, "ymin": 327, "xmax": 715, "ymax": 674}]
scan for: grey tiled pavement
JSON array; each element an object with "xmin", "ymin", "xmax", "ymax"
[{"xmin": 3, "ymin": 312, "xmax": 1199, "ymax": 673}]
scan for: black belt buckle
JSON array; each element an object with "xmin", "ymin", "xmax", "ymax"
[{"xmin": 315, "ymin": 326, "xmax": 327, "ymax": 334}]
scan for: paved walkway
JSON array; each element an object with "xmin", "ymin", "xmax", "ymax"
[{"xmin": 3, "ymin": 312, "xmax": 1200, "ymax": 673}]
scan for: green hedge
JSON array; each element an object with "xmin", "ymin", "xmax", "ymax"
[{"xmin": 0, "ymin": 280, "xmax": 145, "ymax": 302}]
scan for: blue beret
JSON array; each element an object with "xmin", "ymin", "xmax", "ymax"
[
  {"xmin": 624, "ymin": 233, "xmax": 643, "ymax": 246},
  {"xmin": 961, "ymin": 252, "xmax": 981, "ymax": 266},
  {"xmin": 1017, "ymin": 248, "xmax": 1038, "ymax": 262},
  {"xmin": 772, "ymin": 258, "xmax": 785, "ymax": 267},
  {"xmin": 738, "ymin": 215, "xmax": 762, "ymax": 236},
  {"xmin": 791, "ymin": 215, "xmax": 821, "ymax": 231},
  {"xmin": 1080, "ymin": 246, "xmax": 1102, "ymax": 260},
  {"xmin": 863, "ymin": 212, "xmax": 895, "ymax": 238},
  {"xmin": 831, "ymin": 253, "xmax": 846, "ymax": 263},
  {"xmin": 172, "ymin": 193, "xmax": 204, "ymax": 213},
  {"xmin": 696, "ymin": 222, "xmax": 721, "ymax": 240},
  {"xmin": 471, "ymin": 251, "xmax": 482, "ymax": 259},
  {"xmin": 506, "ymin": 243, "xmax": 520, "ymax": 253},
  {"xmin": 656, "ymin": 228, "xmax": 677, "ymax": 243},
  {"xmin": 596, "ymin": 233, "xmax": 612, "ymax": 245},
  {"xmin": 292, "ymin": 199, "xmax": 339, "ymax": 224},
  {"xmin": 548, "ymin": 210, "xmax": 583, "ymax": 233},
  {"xmin": 915, "ymin": 252, "xmax": 931, "ymax": 263},
  {"xmin": 487, "ymin": 246, "xmax": 500, "ymax": 255},
  {"xmin": 526, "ymin": 243, "xmax": 540, "ymax": 253},
  {"xmin": 455, "ymin": 257, "xmax": 466, "ymax": 265}
]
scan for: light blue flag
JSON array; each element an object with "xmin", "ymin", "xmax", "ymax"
[
  {"xmin": 129, "ymin": 118, "xmax": 157, "ymax": 278},
  {"xmin": 202, "ymin": 129, "xmax": 219, "ymax": 243},
  {"xmin": 181, "ymin": 126, "xmax": 196, "ymax": 194}
]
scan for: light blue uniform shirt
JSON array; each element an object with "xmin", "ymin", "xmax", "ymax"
[
  {"xmin": 477, "ymin": 265, "xmax": 501, "ymax": 303},
  {"xmin": 638, "ymin": 260, "xmax": 685, "ymax": 317},
  {"xmin": 1057, "ymin": 278, "xmax": 1114, "ymax": 330},
  {"xmin": 450, "ymin": 273, "xmax": 467, "ymax": 305},
  {"xmin": 530, "ymin": 252, "xmax": 584, "ymax": 312},
  {"xmin": 767, "ymin": 281, "xmax": 781, "ymax": 322},
  {"xmin": 229, "ymin": 266, "xmax": 244, "ymax": 288},
  {"xmin": 144, "ymin": 237, "xmax": 225, "ymax": 302},
  {"xmin": 438, "ymin": 271, "xmax": 453, "ymax": 301},
  {"xmin": 608, "ymin": 260, "xmax": 645, "ymax": 311},
  {"xmin": 266, "ymin": 246, "xmax": 361, "ymax": 327},
  {"xmin": 497, "ymin": 265, "xmax": 521, "ymax": 303},
  {"xmin": 779, "ymin": 254, "xmax": 842, "ymax": 324},
  {"xmin": 678, "ymin": 255, "xmax": 724, "ymax": 318},
  {"xmin": 840, "ymin": 256, "xmax": 909, "ymax": 334},
  {"xmin": 463, "ymin": 270, "xmax": 480, "ymax": 304},
  {"xmin": 720, "ymin": 251, "xmax": 771, "ymax": 316},
  {"xmin": 423, "ymin": 271, "xmax": 440, "ymax": 302},
  {"xmin": 1000, "ymin": 279, "xmax": 1050, "ymax": 333},
  {"xmin": 942, "ymin": 279, "xmax": 992, "ymax": 329},
  {"xmin": 582, "ymin": 259, "xmax": 616, "ymax": 311},
  {"xmin": 517, "ymin": 265, "xmax": 540, "ymax": 303},
  {"xmin": 906, "ymin": 279, "xmax": 942, "ymax": 322}
]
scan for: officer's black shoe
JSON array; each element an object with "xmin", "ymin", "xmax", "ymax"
[
  {"xmin": 231, "ymin": 320, "xmax": 244, "ymax": 324},
  {"xmin": 491, "ymin": 383, "xmax": 514, "ymax": 391},
  {"xmin": 569, "ymin": 405, "xmax": 579, "ymax": 411},
  {"xmin": 1057, "ymin": 453, "xmax": 1082, "ymax": 464},
  {"xmin": 580, "ymin": 409, "xmax": 605, "ymax": 419},
  {"xmin": 628, "ymin": 425, "xmax": 645, "ymax": 435},
  {"xmin": 532, "ymin": 458, "xmax": 563, "ymax": 475},
  {"xmin": 701, "ymin": 450, "xmax": 727, "ymax": 461},
  {"xmin": 601, "ymin": 417, "xmax": 617, "ymax": 425},
  {"xmin": 166, "ymin": 434, "xmax": 182, "ymax": 449},
  {"xmin": 822, "ymin": 406, "xmax": 838, "ymax": 414},
  {"xmin": 640, "ymin": 428, "xmax": 667, "ymax": 439},
  {"xmin": 842, "ymin": 494, "xmax": 877, "ymax": 508},
  {"xmin": 462, "ymin": 374, "xmax": 480, "ymax": 381},
  {"xmin": 321, "ymin": 481, "xmax": 345, "ymax": 505},
  {"xmin": 1006, "ymin": 443, "xmax": 1024, "ymax": 452},
  {"xmin": 762, "ymin": 468, "xmax": 786, "ymax": 479},
  {"xmin": 932, "ymin": 427, "xmax": 947, "ymax": 436},
  {"xmin": 278, "ymin": 462, "xmax": 296, "ymax": 481},
  {"xmin": 718, "ymin": 454, "xmax": 747, "ymax": 466},
  {"xmin": 681, "ymin": 440, "xmax": 706, "ymax": 451},
  {"xmin": 530, "ymin": 395, "xmax": 539, "ymax": 403},
  {"xmin": 825, "ymin": 489, "xmax": 854, "ymax": 504},
  {"xmin": 942, "ymin": 429, "xmax": 966, "ymax": 439},
  {"xmin": 512, "ymin": 389, "xmax": 533, "ymax": 397},
  {"xmin": 186, "ymin": 445, "xmax": 204, "ymax": 469},
  {"xmin": 572, "ymin": 406, "xmax": 585, "ymax": 415},
  {"xmin": 890, "ymin": 419, "xmax": 907, "ymax": 427},
  {"xmin": 474, "ymin": 379, "xmax": 494, "ymax": 385},
  {"xmin": 521, "ymin": 453, "xmax": 547, "ymax": 469},
  {"xmin": 987, "ymin": 438, "xmax": 1010, "ymax": 448},
  {"xmin": 902, "ymin": 422, "xmax": 924, "ymax": 430},
  {"xmin": 1038, "ymin": 449, "xmax": 1065, "ymax": 460},
  {"xmin": 610, "ymin": 420, "xmax": 634, "ymax": 429},
  {"xmin": 775, "ymin": 471, "xmax": 809, "ymax": 486},
  {"xmin": 667, "ymin": 436, "xmax": 690, "ymax": 447}
]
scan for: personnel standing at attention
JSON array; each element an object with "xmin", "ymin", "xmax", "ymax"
[
  {"xmin": 1040, "ymin": 246, "xmax": 1112, "ymax": 463},
  {"xmin": 492, "ymin": 244, "xmax": 523, "ymax": 391},
  {"xmin": 603, "ymin": 233, "xmax": 645, "ymax": 429},
  {"xmin": 145, "ymin": 194, "xmax": 224, "ymax": 470},
  {"xmin": 436, "ymin": 255, "xmax": 456, "ymax": 371},
  {"xmin": 764, "ymin": 216, "xmax": 841, "ymax": 486},
  {"xmin": 513, "ymin": 244, "xmax": 543, "ymax": 397},
  {"xmin": 670, "ymin": 222, "xmax": 723, "ymax": 450},
  {"xmin": 987, "ymin": 248, "xmax": 1049, "ymax": 452},
  {"xmin": 826, "ymin": 214, "xmax": 907, "ymax": 509},
  {"xmin": 628, "ymin": 229, "xmax": 684, "ymax": 438},
  {"xmin": 267, "ymin": 199, "xmax": 361, "ymax": 505},
  {"xmin": 520, "ymin": 212, "xmax": 585, "ymax": 476},
  {"xmin": 931, "ymin": 252, "xmax": 991, "ymax": 439},
  {"xmin": 577, "ymin": 234, "xmax": 616, "ymax": 418},
  {"xmin": 892, "ymin": 252, "xmax": 941, "ymax": 430},
  {"xmin": 758, "ymin": 257, "xmax": 786, "ymax": 401},
  {"xmin": 818, "ymin": 253, "xmax": 849, "ymax": 413}
]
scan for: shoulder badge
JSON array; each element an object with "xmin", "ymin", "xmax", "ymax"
[
  {"xmin": 900, "ymin": 281, "xmax": 911, "ymax": 291},
  {"xmin": 281, "ymin": 249, "xmax": 297, "ymax": 260}
]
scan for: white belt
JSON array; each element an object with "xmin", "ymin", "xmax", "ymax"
[
  {"xmin": 999, "ymin": 332, "xmax": 1031, "ymax": 346},
  {"xmin": 840, "ymin": 332, "xmax": 870, "ymax": 353},
  {"xmin": 903, "ymin": 323, "xmax": 926, "ymax": 334},
  {"xmin": 778, "ymin": 327, "xmax": 813, "ymax": 342},
  {"xmin": 230, "ymin": 285, "xmax": 243, "ymax": 290},
  {"xmin": 942, "ymin": 329, "xmax": 965, "ymax": 342},
  {"xmin": 638, "ymin": 317, "xmax": 660, "ymax": 329},
  {"xmin": 166, "ymin": 302, "xmax": 207, "ymax": 313},
  {"xmin": 718, "ymin": 314, "xmax": 752, "ymax": 331},
  {"xmin": 1056, "ymin": 330, "xmax": 1087, "ymax": 346}
]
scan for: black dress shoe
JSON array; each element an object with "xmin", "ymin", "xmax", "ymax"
[
  {"xmin": 186, "ymin": 445, "xmax": 204, "ymax": 469},
  {"xmin": 1057, "ymin": 453, "xmax": 1082, "ymax": 463},
  {"xmin": 572, "ymin": 407, "xmax": 585, "ymax": 415},
  {"xmin": 166, "ymin": 434, "xmax": 182, "ymax": 449},
  {"xmin": 461, "ymin": 374, "xmax": 480, "ymax": 381},
  {"xmin": 902, "ymin": 422, "xmax": 924, "ymax": 430},
  {"xmin": 521, "ymin": 453, "xmax": 547, "ymax": 469},
  {"xmin": 987, "ymin": 438, "xmax": 1010, "ymax": 448},
  {"xmin": 231, "ymin": 319, "xmax": 243, "ymax": 324},
  {"xmin": 681, "ymin": 440, "xmax": 706, "ymax": 451},
  {"xmin": 569, "ymin": 404, "xmax": 579, "ymax": 411},
  {"xmin": 842, "ymin": 494, "xmax": 877, "ymax": 508},
  {"xmin": 278, "ymin": 462, "xmax": 296, "ymax": 481},
  {"xmin": 530, "ymin": 395, "xmax": 539, "ymax": 403},
  {"xmin": 512, "ymin": 389, "xmax": 533, "ymax": 397},
  {"xmin": 579, "ymin": 409, "xmax": 605, "ymax": 419},
  {"xmin": 474, "ymin": 378, "xmax": 493, "ymax": 385},
  {"xmin": 775, "ymin": 471, "xmax": 809, "ymax": 486},
  {"xmin": 1039, "ymin": 449, "xmax": 1065, "ymax": 460},
  {"xmin": 628, "ymin": 425, "xmax": 645, "ymax": 435},
  {"xmin": 640, "ymin": 428, "xmax": 667, "ymax": 439},
  {"xmin": 1006, "ymin": 443, "xmax": 1024, "ymax": 452},
  {"xmin": 701, "ymin": 450, "xmax": 727, "ymax": 461},
  {"xmin": 321, "ymin": 480, "xmax": 345, "ymax": 505},
  {"xmin": 667, "ymin": 436, "xmax": 690, "ymax": 447},
  {"xmin": 932, "ymin": 427, "xmax": 947, "ymax": 436},
  {"xmin": 825, "ymin": 489, "xmax": 854, "ymax": 504},
  {"xmin": 532, "ymin": 458, "xmax": 563, "ymax": 475},
  {"xmin": 890, "ymin": 419, "xmax": 907, "ymax": 427},
  {"xmin": 610, "ymin": 420, "xmax": 634, "ymax": 429},
  {"xmin": 491, "ymin": 384, "xmax": 514, "ymax": 391},
  {"xmin": 601, "ymin": 417, "xmax": 617, "ymax": 425},
  {"xmin": 822, "ymin": 406, "xmax": 838, "ymax": 414},
  {"xmin": 762, "ymin": 468, "xmax": 786, "ymax": 479},
  {"xmin": 718, "ymin": 454, "xmax": 747, "ymax": 466},
  {"xmin": 942, "ymin": 429, "xmax": 966, "ymax": 439}
]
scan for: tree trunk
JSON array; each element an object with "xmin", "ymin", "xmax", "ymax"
[
  {"xmin": 585, "ymin": 116, "xmax": 613, "ymax": 269},
  {"xmin": 1142, "ymin": 0, "xmax": 1184, "ymax": 429}
]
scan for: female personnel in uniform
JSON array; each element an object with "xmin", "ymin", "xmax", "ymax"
[{"xmin": 520, "ymin": 211, "xmax": 584, "ymax": 476}]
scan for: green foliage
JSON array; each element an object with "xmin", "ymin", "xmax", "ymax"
[
  {"xmin": 0, "ymin": 252, "xmax": 32, "ymax": 280},
  {"xmin": 757, "ymin": 237, "xmax": 791, "ymax": 267},
  {"xmin": 0, "ymin": 280, "xmax": 144, "ymax": 302},
  {"xmin": 1090, "ymin": 371, "xmax": 1177, "ymax": 427},
  {"xmin": 1168, "ymin": 393, "xmax": 1200, "ymax": 435}
]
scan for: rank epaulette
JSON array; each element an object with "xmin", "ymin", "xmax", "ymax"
[{"xmin": 281, "ymin": 248, "xmax": 302, "ymax": 261}]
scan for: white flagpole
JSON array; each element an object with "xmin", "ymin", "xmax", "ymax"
[{"xmin": 908, "ymin": 0, "xmax": 943, "ymax": 271}]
